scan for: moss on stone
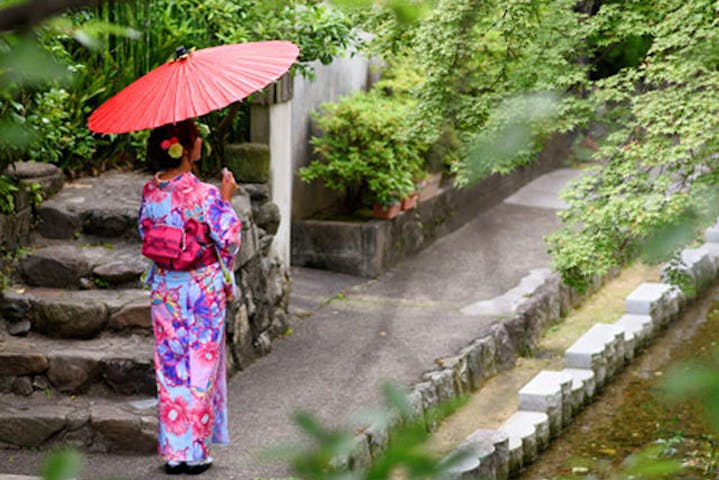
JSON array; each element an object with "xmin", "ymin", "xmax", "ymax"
[{"xmin": 225, "ymin": 143, "xmax": 271, "ymax": 184}]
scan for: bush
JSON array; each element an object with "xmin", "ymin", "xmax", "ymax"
[
  {"xmin": 300, "ymin": 90, "xmax": 425, "ymax": 208},
  {"xmin": 2, "ymin": 1, "xmax": 357, "ymax": 177}
]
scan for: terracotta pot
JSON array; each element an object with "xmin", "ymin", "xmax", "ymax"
[
  {"xmin": 418, "ymin": 173, "xmax": 442, "ymax": 201},
  {"xmin": 372, "ymin": 203, "xmax": 401, "ymax": 219},
  {"xmin": 401, "ymin": 192, "xmax": 418, "ymax": 211}
]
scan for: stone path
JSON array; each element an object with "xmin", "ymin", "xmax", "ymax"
[{"xmin": 0, "ymin": 167, "xmax": 585, "ymax": 479}]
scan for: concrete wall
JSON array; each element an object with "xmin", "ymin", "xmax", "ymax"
[{"xmin": 291, "ymin": 55, "xmax": 375, "ymax": 220}]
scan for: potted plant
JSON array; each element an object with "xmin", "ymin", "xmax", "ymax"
[{"xmin": 299, "ymin": 91, "xmax": 426, "ymax": 218}]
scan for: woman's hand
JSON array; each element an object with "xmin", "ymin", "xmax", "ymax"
[{"xmin": 220, "ymin": 167, "xmax": 237, "ymax": 202}]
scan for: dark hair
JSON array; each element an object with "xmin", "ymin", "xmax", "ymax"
[{"xmin": 147, "ymin": 119, "xmax": 199, "ymax": 172}]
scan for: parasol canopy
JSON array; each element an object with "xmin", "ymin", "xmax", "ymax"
[{"xmin": 88, "ymin": 40, "xmax": 299, "ymax": 134}]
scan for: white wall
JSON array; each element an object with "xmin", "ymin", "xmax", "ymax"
[{"xmin": 269, "ymin": 101, "xmax": 293, "ymax": 264}]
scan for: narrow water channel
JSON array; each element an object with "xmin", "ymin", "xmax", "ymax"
[{"xmin": 521, "ymin": 287, "xmax": 719, "ymax": 480}]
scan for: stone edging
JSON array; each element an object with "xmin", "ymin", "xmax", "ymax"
[
  {"xmin": 330, "ymin": 259, "xmax": 609, "ymax": 469},
  {"xmin": 332, "ymin": 220, "xmax": 719, "ymax": 477},
  {"xmin": 441, "ymin": 224, "xmax": 719, "ymax": 479}
]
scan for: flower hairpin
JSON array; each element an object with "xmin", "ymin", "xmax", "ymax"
[{"xmin": 161, "ymin": 137, "xmax": 184, "ymax": 159}]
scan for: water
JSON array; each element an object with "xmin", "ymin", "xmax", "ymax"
[{"xmin": 521, "ymin": 287, "xmax": 719, "ymax": 479}]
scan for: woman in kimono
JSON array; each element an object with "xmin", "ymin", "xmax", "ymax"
[{"xmin": 139, "ymin": 119, "xmax": 241, "ymax": 475}]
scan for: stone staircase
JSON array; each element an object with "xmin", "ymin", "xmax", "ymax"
[{"xmin": 0, "ymin": 166, "xmax": 289, "ymax": 454}]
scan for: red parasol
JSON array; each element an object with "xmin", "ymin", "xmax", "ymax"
[{"xmin": 88, "ymin": 41, "xmax": 299, "ymax": 134}]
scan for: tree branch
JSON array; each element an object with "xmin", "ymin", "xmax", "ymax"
[{"xmin": 0, "ymin": 0, "xmax": 110, "ymax": 32}]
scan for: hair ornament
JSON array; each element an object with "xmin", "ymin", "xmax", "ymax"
[{"xmin": 161, "ymin": 137, "xmax": 183, "ymax": 159}]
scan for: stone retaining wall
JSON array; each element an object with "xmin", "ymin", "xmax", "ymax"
[{"xmin": 292, "ymin": 133, "xmax": 574, "ymax": 277}]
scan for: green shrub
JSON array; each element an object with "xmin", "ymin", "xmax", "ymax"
[
  {"xmin": 24, "ymin": 88, "xmax": 96, "ymax": 172},
  {"xmin": 300, "ymin": 91, "xmax": 425, "ymax": 208},
  {"xmin": 2, "ymin": 1, "xmax": 357, "ymax": 177}
]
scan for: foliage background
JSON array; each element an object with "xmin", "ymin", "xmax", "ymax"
[{"xmin": 0, "ymin": 0, "xmax": 355, "ymax": 178}]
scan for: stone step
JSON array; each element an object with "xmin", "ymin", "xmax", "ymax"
[
  {"xmin": 584, "ymin": 323, "xmax": 627, "ymax": 376},
  {"xmin": 0, "ymin": 392, "xmax": 157, "ymax": 453},
  {"xmin": 32, "ymin": 171, "xmax": 265, "ymax": 264},
  {"xmin": 625, "ymin": 282, "xmax": 675, "ymax": 326},
  {"xmin": 447, "ymin": 429, "xmax": 509, "ymax": 480},
  {"xmin": 19, "ymin": 241, "xmax": 148, "ymax": 289},
  {"xmin": 614, "ymin": 313, "xmax": 654, "ymax": 348},
  {"xmin": 0, "ymin": 333, "xmax": 154, "ymax": 395},
  {"xmin": 561, "ymin": 368, "xmax": 595, "ymax": 414},
  {"xmin": 36, "ymin": 172, "xmax": 146, "ymax": 240},
  {"xmin": 498, "ymin": 411, "xmax": 547, "ymax": 477},
  {"xmin": 664, "ymin": 245, "xmax": 719, "ymax": 296},
  {"xmin": 565, "ymin": 322, "xmax": 627, "ymax": 388},
  {"xmin": 1, "ymin": 285, "xmax": 150, "ymax": 339},
  {"xmin": 517, "ymin": 371, "xmax": 573, "ymax": 438}
]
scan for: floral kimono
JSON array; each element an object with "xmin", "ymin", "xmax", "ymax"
[{"xmin": 138, "ymin": 171, "xmax": 241, "ymax": 462}]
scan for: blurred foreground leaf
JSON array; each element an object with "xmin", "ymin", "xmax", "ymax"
[
  {"xmin": 40, "ymin": 449, "xmax": 82, "ymax": 480},
  {"xmin": 0, "ymin": 115, "xmax": 36, "ymax": 149},
  {"xmin": 618, "ymin": 445, "xmax": 683, "ymax": 479},
  {"xmin": 0, "ymin": 35, "xmax": 69, "ymax": 87},
  {"xmin": 459, "ymin": 92, "xmax": 560, "ymax": 186},
  {"xmin": 266, "ymin": 382, "xmax": 470, "ymax": 479},
  {"xmin": 662, "ymin": 353, "xmax": 719, "ymax": 431}
]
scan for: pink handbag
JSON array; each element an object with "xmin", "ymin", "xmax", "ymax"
[{"xmin": 141, "ymin": 218, "xmax": 208, "ymax": 271}]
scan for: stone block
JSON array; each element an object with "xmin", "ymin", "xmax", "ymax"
[
  {"xmin": 102, "ymin": 359, "xmax": 155, "ymax": 395},
  {"xmin": 6, "ymin": 161, "xmax": 63, "ymax": 198},
  {"xmin": 31, "ymin": 298, "xmax": 108, "ymax": 339},
  {"xmin": 671, "ymin": 247, "xmax": 717, "ymax": 295},
  {"xmin": 0, "ymin": 352, "xmax": 48, "ymax": 376},
  {"xmin": 439, "ymin": 353, "xmax": 471, "ymax": 396},
  {"xmin": 81, "ymin": 208, "xmax": 136, "ymax": 238},
  {"xmin": 226, "ymin": 302, "xmax": 256, "ymax": 371},
  {"xmin": 565, "ymin": 332, "xmax": 609, "ymax": 388},
  {"xmin": 108, "ymin": 301, "xmax": 151, "ymax": 331},
  {"xmin": 423, "ymin": 369, "xmax": 456, "ymax": 404},
  {"xmin": 20, "ymin": 245, "xmax": 91, "ymax": 289},
  {"xmin": 562, "ymin": 368, "xmax": 596, "ymax": 412},
  {"xmin": 587, "ymin": 323, "xmax": 628, "ymax": 373},
  {"xmin": 225, "ymin": 143, "xmax": 270, "ymax": 184},
  {"xmin": 93, "ymin": 261, "xmax": 145, "ymax": 285},
  {"xmin": 518, "ymin": 370, "xmax": 572, "ymax": 438},
  {"xmin": 491, "ymin": 323, "xmax": 516, "ymax": 370},
  {"xmin": 36, "ymin": 203, "xmax": 81, "ymax": 239},
  {"xmin": 11, "ymin": 376, "xmax": 33, "ymax": 396},
  {"xmin": 47, "ymin": 356, "xmax": 101, "ymax": 393},
  {"xmin": 7, "ymin": 319, "xmax": 31, "ymax": 336},
  {"xmin": 0, "ymin": 405, "xmax": 71, "ymax": 447},
  {"xmin": 499, "ymin": 412, "xmax": 537, "ymax": 476},
  {"xmin": 414, "ymin": 381, "xmax": 439, "ymax": 431},
  {"xmin": 664, "ymin": 286, "xmax": 686, "ymax": 323},
  {"xmin": 90, "ymin": 404, "xmax": 156, "ymax": 453},
  {"xmin": 449, "ymin": 429, "xmax": 509, "ymax": 480},
  {"xmin": 253, "ymin": 201, "xmax": 280, "ymax": 236},
  {"xmin": 513, "ymin": 411, "xmax": 550, "ymax": 453},
  {"xmin": 405, "ymin": 389, "xmax": 425, "ymax": 424},
  {"xmin": 625, "ymin": 282, "xmax": 673, "ymax": 326},
  {"xmin": 476, "ymin": 335, "xmax": 498, "ymax": 381},
  {"xmin": 615, "ymin": 314, "xmax": 654, "ymax": 347}
]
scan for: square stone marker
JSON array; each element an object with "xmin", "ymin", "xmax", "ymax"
[{"xmin": 625, "ymin": 282, "xmax": 673, "ymax": 318}]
